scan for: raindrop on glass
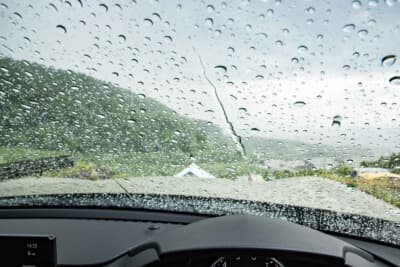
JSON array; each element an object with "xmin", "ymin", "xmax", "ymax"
[
  {"xmin": 389, "ymin": 76, "xmax": 400, "ymax": 85},
  {"xmin": 385, "ymin": 0, "xmax": 399, "ymax": 6},
  {"xmin": 118, "ymin": 34, "xmax": 126, "ymax": 41},
  {"xmin": 381, "ymin": 55, "xmax": 397, "ymax": 67},
  {"xmin": 357, "ymin": 29, "xmax": 368, "ymax": 37},
  {"xmin": 207, "ymin": 4, "xmax": 215, "ymax": 13},
  {"xmin": 214, "ymin": 65, "xmax": 227, "ymax": 72},
  {"xmin": 332, "ymin": 115, "xmax": 342, "ymax": 127},
  {"xmin": 297, "ymin": 45, "xmax": 308, "ymax": 53},
  {"xmin": 204, "ymin": 18, "xmax": 214, "ymax": 26},
  {"xmin": 305, "ymin": 6, "xmax": 315, "ymax": 14},
  {"xmin": 352, "ymin": 0, "xmax": 362, "ymax": 9},
  {"xmin": 368, "ymin": 0, "xmax": 379, "ymax": 6},
  {"xmin": 342, "ymin": 24, "xmax": 355, "ymax": 33},
  {"xmin": 293, "ymin": 101, "xmax": 306, "ymax": 107},
  {"xmin": 56, "ymin": 24, "xmax": 67, "ymax": 33},
  {"xmin": 144, "ymin": 18, "xmax": 154, "ymax": 26},
  {"xmin": 99, "ymin": 3, "xmax": 108, "ymax": 12},
  {"xmin": 163, "ymin": 35, "xmax": 173, "ymax": 43}
]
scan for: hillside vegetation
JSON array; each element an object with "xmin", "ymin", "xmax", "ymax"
[{"xmin": 0, "ymin": 57, "xmax": 243, "ymax": 177}]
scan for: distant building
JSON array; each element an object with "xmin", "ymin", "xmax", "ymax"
[{"xmin": 175, "ymin": 163, "xmax": 216, "ymax": 179}]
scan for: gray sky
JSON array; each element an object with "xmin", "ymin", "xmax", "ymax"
[{"xmin": 1, "ymin": 0, "xmax": 400, "ymax": 155}]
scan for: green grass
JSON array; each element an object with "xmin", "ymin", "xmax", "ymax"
[{"xmin": 0, "ymin": 146, "xmax": 67, "ymax": 164}]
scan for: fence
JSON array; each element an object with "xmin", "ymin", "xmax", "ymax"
[{"xmin": 0, "ymin": 155, "xmax": 74, "ymax": 180}]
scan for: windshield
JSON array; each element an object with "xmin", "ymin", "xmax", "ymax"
[{"xmin": 0, "ymin": 0, "xmax": 399, "ymax": 237}]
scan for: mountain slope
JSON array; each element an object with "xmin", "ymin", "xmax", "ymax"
[{"xmin": 0, "ymin": 57, "xmax": 236, "ymax": 159}]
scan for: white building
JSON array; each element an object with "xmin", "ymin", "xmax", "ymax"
[{"xmin": 175, "ymin": 163, "xmax": 216, "ymax": 179}]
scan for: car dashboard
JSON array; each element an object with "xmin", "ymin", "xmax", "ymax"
[{"xmin": 0, "ymin": 208, "xmax": 398, "ymax": 267}]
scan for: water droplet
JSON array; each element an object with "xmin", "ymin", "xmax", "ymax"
[
  {"xmin": 291, "ymin": 57, "xmax": 299, "ymax": 64},
  {"xmin": 0, "ymin": 3, "xmax": 8, "ymax": 10},
  {"xmin": 204, "ymin": 17, "xmax": 214, "ymax": 26},
  {"xmin": 368, "ymin": 19, "xmax": 376, "ymax": 26},
  {"xmin": 163, "ymin": 35, "xmax": 173, "ymax": 43},
  {"xmin": 144, "ymin": 18, "xmax": 154, "ymax": 26},
  {"xmin": 56, "ymin": 24, "xmax": 67, "ymax": 33},
  {"xmin": 118, "ymin": 34, "xmax": 126, "ymax": 41},
  {"xmin": 112, "ymin": 71, "xmax": 119, "ymax": 77},
  {"xmin": 389, "ymin": 76, "xmax": 400, "ymax": 85},
  {"xmin": 65, "ymin": 1, "xmax": 72, "ymax": 8},
  {"xmin": 275, "ymin": 40, "xmax": 283, "ymax": 46},
  {"xmin": 255, "ymin": 75, "xmax": 264, "ymax": 80},
  {"xmin": 99, "ymin": 3, "xmax": 108, "ymax": 12},
  {"xmin": 342, "ymin": 24, "xmax": 355, "ymax": 33},
  {"xmin": 342, "ymin": 65, "xmax": 351, "ymax": 70},
  {"xmin": 352, "ymin": 0, "xmax": 362, "ymax": 9},
  {"xmin": 238, "ymin": 107, "xmax": 247, "ymax": 113},
  {"xmin": 293, "ymin": 101, "xmax": 306, "ymax": 107},
  {"xmin": 381, "ymin": 55, "xmax": 397, "ymax": 67},
  {"xmin": 332, "ymin": 115, "xmax": 342, "ymax": 127},
  {"xmin": 369, "ymin": 0, "xmax": 379, "ymax": 6},
  {"xmin": 385, "ymin": 0, "xmax": 399, "ymax": 6},
  {"xmin": 214, "ymin": 29, "xmax": 222, "ymax": 36},
  {"xmin": 227, "ymin": 47, "xmax": 235, "ymax": 53},
  {"xmin": 305, "ymin": 6, "xmax": 315, "ymax": 14},
  {"xmin": 49, "ymin": 3, "xmax": 58, "ymax": 12},
  {"xmin": 207, "ymin": 4, "xmax": 215, "ymax": 13},
  {"xmin": 297, "ymin": 45, "xmax": 308, "ymax": 53},
  {"xmin": 152, "ymin": 13, "xmax": 161, "ymax": 21},
  {"xmin": 251, "ymin": 127, "xmax": 260, "ymax": 132},
  {"xmin": 346, "ymin": 159, "xmax": 354, "ymax": 164},
  {"xmin": 13, "ymin": 12, "xmax": 22, "ymax": 19},
  {"xmin": 357, "ymin": 29, "xmax": 368, "ymax": 37},
  {"xmin": 214, "ymin": 65, "xmax": 227, "ymax": 72}
]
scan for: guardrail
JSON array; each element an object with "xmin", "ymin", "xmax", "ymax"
[{"xmin": 0, "ymin": 155, "xmax": 74, "ymax": 180}]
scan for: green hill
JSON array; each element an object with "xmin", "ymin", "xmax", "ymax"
[
  {"xmin": 0, "ymin": 58, "xmax": 229, "ymax": 154},
  {"xmin": 0, "ymin": 57, "xmax": 243, "ymax": 176}
]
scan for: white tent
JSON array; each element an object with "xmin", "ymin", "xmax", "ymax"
[{"xmin": 175, "ymin": 163, "xmax": 216, "ymax": 179}]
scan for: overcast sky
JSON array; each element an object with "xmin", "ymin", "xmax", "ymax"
[{"xmin": 1, "ymin": 0, "xmax": 400, "ymax": 155}]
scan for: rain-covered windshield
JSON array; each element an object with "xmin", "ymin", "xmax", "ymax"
[{"xmin": 0, "ymin": 0, "xmax": 399, "ymax": 233}]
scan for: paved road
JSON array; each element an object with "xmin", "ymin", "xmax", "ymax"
[{"xmin": 0, "ymin": 176, "xmax": 399, "ymax": 221}]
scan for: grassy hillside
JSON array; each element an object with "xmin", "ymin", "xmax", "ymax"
[
  {"xmin": 0, "ymin": 57, "xmax": 238, "ymax": 157},
  {"xmin": 0, "ymin": 57, "xmax": 246, "ymax": 177}
]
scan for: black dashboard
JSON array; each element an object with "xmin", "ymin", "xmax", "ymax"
[{"xmin": 0, "ymin": 208, "xmax": 398, "ymax": 267}]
